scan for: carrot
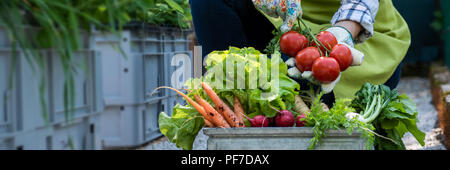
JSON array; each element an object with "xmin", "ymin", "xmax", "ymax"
[
  {"xmin": 204, "ymin": 118, "xmax": 214, "ymax": 128},
  {"xmin": 194, "ymin": 94, "xmax": 230, "ymax": 128},
  {"xmin": 151, "ymin": 86, "xmax": 226, "ymax": 127},
  {"xmin": 294, "ymin": 95, "xmax": 310, "ymax": 114},
  {"xmin": 201, "ymin": 82, "xmax": 241, "ymax": 127},
  {"xmin": 183, "ymin": 88, "xmax": 230, "ymax": 128},
  {"xmin": 233, "ymin": 96, "xmax": 246, "ymax": 127}
]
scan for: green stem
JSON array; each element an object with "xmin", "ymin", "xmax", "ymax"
[
  {"xmin": 365, "ymin": 95, "xmax": 383, "ymax": 123},
  {"xmin": 298, "ymin": 18, "xmax": 331, "ymax": 56},
  {"xmin": 363, "ymin": 95, "xmax": 378, "ymax": 119}
]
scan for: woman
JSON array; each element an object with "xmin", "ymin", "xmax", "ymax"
[{"xmin": 189, "ymin": 0, "xmax": 410, "ymax": 105}]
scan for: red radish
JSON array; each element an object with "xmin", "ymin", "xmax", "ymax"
[
  {"xmin": 275, "ymin": 110, "xmax": 295, "ymax": 127},
  {"xmin": 295, "ymin": 47, "xmax": 321, "ymax": 72},
  {"xmin": 248, "ymin": 115, "xmax": 269, "ymax": 127},
  {"xmin": 312, "ymin": 57, "xmax": 341, "ymax": 84},
  {"xmin": 280, "ymin": 31, "xmax": 309, "ymax": 57},
  {"xmin": 314, "ymin": 31, "xmax": 338, "ymax": 55},
  {"xmin": 330, "ymin": 44, "xmax": 353, "ymax": 71},
  {"xmin": 240, "ymin": 113, "xmax": 269, "ymax": 127},
  {"xmin": 296, "ymin": 114, "xmax": 306, "ymax": 127}
]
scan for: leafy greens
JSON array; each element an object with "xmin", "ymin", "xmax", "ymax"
[
  {"xmin": 304, "ymin": 93, "xmax": 375, "ymax": 150},
  {"xmin": 350, "ymin": 83, "xmax": 425, "ymax": 150},
  {"xmin": 158, "ymin": 47, "xmax": 300, "ymax": 149}
]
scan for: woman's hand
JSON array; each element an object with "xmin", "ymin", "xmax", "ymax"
[
  {"xmin": 334, "ymin": 20, "xmax": 363, "ymax": 40},
  {"xmin": 252, "ymin": 0, "xmax": 302, "ymax": 33}
]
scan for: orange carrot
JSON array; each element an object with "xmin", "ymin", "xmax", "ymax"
[
  {"xmin": 201, "ymin": 82, "xmax": 241, "ymax": 127},
  {"xmin": 233, "ymin": 97, "xmax": 246, "ymax": 127},
  {"xmin": 194, "ymin": 95, "xmax": 230, "ymax": 128},
  {"xmin": 151, "ymin": 86, "xmax": 213, "ymax": 127},
  {"xmin": 204, "ymin": 119, "xmax": 214, "ymax": 127},
  {"xmin": 183, "ymin": 88, "xmax": 230, "ymax": 128}
]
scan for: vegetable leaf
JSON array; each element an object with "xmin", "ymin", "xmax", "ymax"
[
  {"xmin": 158, "ymin": 104, "xmax": 204, "ymax": 150},
  {"xmin": 351, "ymin": 83, "xmax": 425, "ymax": 150}
]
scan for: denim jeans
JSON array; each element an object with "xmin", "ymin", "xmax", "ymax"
[{"xmin": 189, "ymin": 0, "xmax": 402, "ymax": 106}]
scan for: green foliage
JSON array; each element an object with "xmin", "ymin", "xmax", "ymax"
[
  {"xmin": 431, "ymin": 10, "xmax": 443, "ymax": 33},
  {"xmin": 264, "ymin": 29, "xmax": 282, "ymax": 56},
  {"xmin": 351, "ymin": 83, "xmax": 425, "ymax": 150},
  {"xmin": 186, "ymin": 47, "xmax": 300, "ymax": 118},
  {"xmin": 158, "ymin": 104, "xmax": 204, "ymax": 150},
  {"xmin": 304, "ymin": 93, "xmax": 375, "ymax": 150},
  {"xmin": 79, "ymin": 0, "xmax": 191, "ymax": 29}
]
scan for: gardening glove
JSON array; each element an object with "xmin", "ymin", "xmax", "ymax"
[
  {"xmin": 326, "ymin": 26, "xmax": 365, "ymax": 66},
  {"xmin": 252, "ymin": 0, "xmax": 302, "ymax": 33},
  {"xmin": 286, "ymin": 58, "xmax": 341, "ymax": 94}
]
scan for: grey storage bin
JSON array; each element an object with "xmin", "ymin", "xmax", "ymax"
[
  {"xmin": 92, "ymin": 24, "xmax": 193, "ymax": 148},
  {"xmin": 203, "ymin": 127, "xmax": 368, "ymax": 150},
  {"xmin": 0, "ymin": 28, "xmax": 103, "ymax": 150},
  {"xmin": 0, "ymin": 27, "xmax": 11, "ymax": 48},
  {"xmin": 98, "ymin": 105, "xmax": 142, "ymax": 148},
  {"xmin": 12, "ymin": 117, "xmax": 98, "ymax": 150},
  {"xmin": 0, "ymin": 49, "xmax": 13, "ymax": 135},
  {"xmin": 143, "ymin": 99, "xmax": 169, "ymax": 142},
  {"xmin": 49, "ymin": 50, "xmax": 101, "ymax": 123}
]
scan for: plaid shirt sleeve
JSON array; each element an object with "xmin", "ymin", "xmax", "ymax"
[{"xmin": 331, "ymin": 0, "xmax": 380, "ymax": 44}]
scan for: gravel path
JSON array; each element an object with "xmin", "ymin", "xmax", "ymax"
[
  {"xmin": 396, "ymin": 77, "xmax": 446, "ymax": 150},
  {"xmin": 141, "ymin": 77, "xmax": 446, "ymax": 150},
  {"xmin": 138, "ymin": 129, "xmax": 208, "ymax": 150}
]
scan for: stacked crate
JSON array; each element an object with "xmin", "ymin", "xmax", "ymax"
[
  {"xmin": 0, "ymin": 27, "xmax": 103, "ymax": 150},
  {"xmin": 92, "ymin": 24, "xmax": 192, "ymax": 148}
]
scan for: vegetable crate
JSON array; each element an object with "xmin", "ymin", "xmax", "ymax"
[
  {"xmin": 203, "ymin": 127, "xmax": 368, "ymax": 150},
  {"xmin": 0, "ymin": 28, "xmax": 103, "ymax": 150},
  {"xmin": 91, "ymin": 24, "xmax": 192, "ymax": 148}
]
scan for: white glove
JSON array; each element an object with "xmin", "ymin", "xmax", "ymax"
[
  {"xmin": 286, "ymin": 26, "xmax": 365, "ymax": 94},
  {"xmin": 326, "ymin": 26, "xmax": 365, "ymax": 66},
  {"xmin": 286, "ymin": 58, "xmax": 340, "ymax": 94}
]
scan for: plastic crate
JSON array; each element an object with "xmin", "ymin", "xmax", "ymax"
[
  {"xmin": 49, "ymin": 50, "xmax": 100, "ymax": 123},
  {"xmin": 12, "ymin": 50, "xmax": 49, "ymax": 132},
  {"xmin": 98, "ymin": 105, "xmax": 142, "ymax": 148},
  {"xmin": 11, "ymin": 117, "xmax": 97, "ymax": 150},
  {"xmin": 0, "ymin": 50, "xmax": 13, "ymax": 135},
  {"xmin": 143, "ymin": 98, "xmax": 170, "ymax": 142},
  {"xmin": 92, "ymin": 25, "xmax": 193, "ymax": 147},
  {"xmin": 0, "ymin": 27, "xmax": 9, "ymax": 48},
  {"xmin": 92, "ymin": 27, "xmax": 192, "ymax": 105},
  {"xmin": 0, "ymin": 32, "xmax": 102, "ymax": 149}
]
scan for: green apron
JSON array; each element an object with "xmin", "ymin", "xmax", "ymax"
[{"xmin": 264, "ymin": 0, "xmax": 411, "ymax": 99}]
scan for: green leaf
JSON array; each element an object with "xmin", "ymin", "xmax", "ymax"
[
  {"xmin": 380, "ymin": 119, "xmax": 398, "ymax": 130},
  {"xmin": 158, "ymin": 104, "xmax": 204, "ymax": 150},
  {"xmin": 164, "ymin": 0, "xmax": 184, "ymax": 14},
  {"xmin": 402, "ymin": 119, "xmax": 426, "ymax": 146}
]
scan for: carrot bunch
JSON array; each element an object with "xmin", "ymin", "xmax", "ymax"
[{"xmin": 154, "ymin": 82, "xmax": 246, "ymax": 128}]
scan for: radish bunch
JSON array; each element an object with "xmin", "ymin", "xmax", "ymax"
[
  {"xmin": 279, "ymin": 20, "xmax": 354, "ymax": 84},
  {"xmin": 244, "ymin": 110, "xmax": 306, "ymax": 127}
]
